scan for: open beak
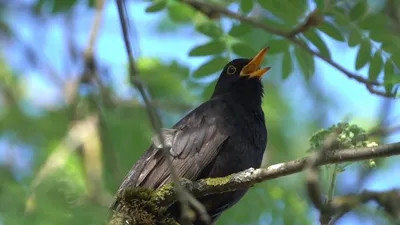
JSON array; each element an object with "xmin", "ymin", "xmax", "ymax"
[{"xmin": 240, "ymin": 47, "xmax": 271, "ymax": 79}]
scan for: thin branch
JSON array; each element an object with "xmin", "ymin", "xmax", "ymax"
[
  {"xmin": 366, "ymin": 84, "xmax": 397, "ymax": 98},
  {"xmin": 287, "ymin": 10, "xmax": 323, "ymax": 37},
  {"xmin": 181, "ymin": 0, "xmax": 396, "ymax": 97},
  {"xmin": 368, "ymin": 124, "xmax": 400, "ymax": 137},
  {"xmin": 65, "ymin": 0, "xmax": 105, "ymax": 106},
  {"xmin": 114, "ymin": 0, "xmax": 209, "ymax": 224},
  {"xmin": 328, "ymin": 189, "xmax": 400, "ymax": 223}
]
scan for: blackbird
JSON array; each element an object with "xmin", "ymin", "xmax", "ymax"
[{"xmin": 110, "ymin": 47, "xmax": 271, "ymax": 224}]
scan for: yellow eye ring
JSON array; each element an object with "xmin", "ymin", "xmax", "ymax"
[{"xmin": 227, "ymin": 65, "xmax": 236, "ymax": 75}]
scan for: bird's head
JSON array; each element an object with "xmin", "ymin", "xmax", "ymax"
[
  {"xmin": 212, "ymin": 47, "xmax": 271, "ymax": 104},
  {"xmin": 221, "ymin": 47, "xmax": 271, "ymax": 80}
]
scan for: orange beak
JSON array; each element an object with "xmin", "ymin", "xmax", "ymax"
[{"xmin": 240, "ymin": 47, "xmax": 271, "ymax": 79}]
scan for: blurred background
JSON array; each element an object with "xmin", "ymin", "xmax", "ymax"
[{"xmin": 0, "ymin": 0, "xmax": 400, "ymax": 224}]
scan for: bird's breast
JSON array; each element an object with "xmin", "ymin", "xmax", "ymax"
[{"xmin": 205, "ymin": 108, "xmax": 267, "ymax": 178}]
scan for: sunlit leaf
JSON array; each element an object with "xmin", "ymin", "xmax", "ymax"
[
  {"xmin": 384, "ymin": 73, "xmax": 400, "ymax": 94},
  {"xmin": 258, "ymin": 0, "xmax": 303, "ymax": 26},
  {"xmin": 392, "ymin": 52, "xmax": 400, "ymax": 67},
  {"xmin": 231, "ymin": 42, "xmax": 258, "ymax": 58},
  {"xmin": 384, "ymin": 60, "xmax": 396, "ymax": 93},
  {"xmin": 294, "ymin": 46, "xmax": 314, "ymax": 80},
  {"xmin": 329, "ymin": 9, "xmax": 348, "ymax": 27},
  {"xmin": 368, "ymin": 51, "xmax": 383, "ymax": 81},
  {"xmin": 266, "ymin": 39, "xmax": 290, "ymax": 55},
  {"xmin": 188, "ymin": 40, "xmax": 226, "ymax": 57},
  {"xmin": 195, "ymin": 21, "xmax": 223, "ymax": 38},
  {"xmin": 358, "ymin": 13, "xmax": 387, "ymax": 30},
  {"xmin": 318, "ymin": 22, "xmax": 345, "ymax": 42},
  {"xmin": 348, "ymin": 28, "xmax": 361, "ymax": 47},
  {"xmin": 52, "ymin": 0, "xmax": 77, "ymax": 13},
  {"xmin": 240, "ymin": 0, "xmax": 254, "ymax": 13},
  {"xmin": 167, "ymin": 1, "xmax": 195, "ymax": 23},
  {"xmin": 355, "ymin": 40, "xmax": 371, "ymax": 70},
  {"xmin": 314, "ymin": 0, "xmax": 325, "ymax": 10},
  {"xmin": 369, "ymin": 30, "xmax": 393, "ymax": 43},
  {"xmin": 349, "ymin": 1, "xmax": 368, "ymax": 21},
  {"xmin": 145, "ymin": 0, "xmax": 167, "ymax": 13},
  {"xmin": 229, "ymin": 23, "xmax": 252, "ymax": 37},
  {"xmin": 193, "ymin": 56, "xmax": 229, "ymax": 78},
  {"xmin": 282, "ymin": 50, "xmax": 293, "ymax": 80},
  {"xmin": 304, "ymin": 30, "xmax": 331, "ymax": 59}
]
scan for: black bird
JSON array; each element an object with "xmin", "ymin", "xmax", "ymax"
[{"xmin": 110, "ymin": 48, "xmax": 271, "ymax": 224}]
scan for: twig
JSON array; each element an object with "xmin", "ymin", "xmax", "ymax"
[
  {"xmin": 181, "ymin": 0, "xmax": 395, "ymax": 97},
  {"xmin": 80, "ymin": 0, "xmax": 106, "ymax": 84},
  {"xmin": 115, "ymin": 0, "xmax": 210, "ymax": 224},
  {"xmin": 65, "ymin": 0, "xmax": 105, "ymax": 106},
  {"xmin": 328, "ymin": 189, "xmax": 400, "ymax": 222},
  {"xmin": 366, "ymin": 84, "xmax": 397, "ymax": 98},
  {"xmin": 368, "ymin": 124, "xmax": 400, "ymax": 137},
  {"xmin": 287, "ymin": 10, "xmax": 323, "ymax": 37}
]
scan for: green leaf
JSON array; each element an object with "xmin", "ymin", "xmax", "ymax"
[
  {"xmin": 258, "ymin": 0, "xmax": 302, "ymax": 26},
  {"xmin": 86, "ymin": 0, "xmax": 95, "ymax": 8},
  {"xmin": 240, "ymin": 0, "xmax": 254, "ymax": 13},
  {"xmin": 368, "ymin": 51, "xmax": 383, "ymax": 81},
  {"xmin": 304, "ymin": 30, "xmax": 331, "ymax": 59},
  {"xmin": 167, "ymin": 2, "xmax": 195, "ymax": 23},
  {"xmin": 392, "ymin": 52, "xmax": 400, "ymax": 67},
  {"xmin": 145, "ymin": 1, "xmax": 167, "ymax": 13},
  {"xmin": 282, "ymin": 51, "xmax": 293, "ymax": 80},
  {"xmin": 231, "ymin": 42, "xmax": 258, "ymax": 58},
  {"xmin": 384, "ymin": 73, "xmax": 400, "ymax": 93},
  {"xmin": 355, "ymin": 40, "xmax": 371, "ymax": 70},
  {"xmin": 294, "ymin": 46, "xmax": 315, "ymax": 80},
  {"xmin": 314, "ymin": 0, "xmax": 325, "ymax": 10},
  {"xmin": 358, "ymin": 13, "xmax": 387, "ymax": 30},
  {"xmin": 229, "ymin": 23, "xmax": 252, "ymax": 37},
  {"xmin": 349, "ymin": 1, "xmax": 368, "ymax": 21},
  {"xmin": 369, "ymin": 30, "xmax": 393, "ymax": 43},
  {"xmin": 384, "ymin": 60, "xmax": 396, "ymax": 93},
  {"xmin": 329, "ymin": 9, "xmax": 348, "ymax": 27},
  {"xmin": 193, "ymin": 57, "xmax": 229, "ymax": 78},
  {"xmin": 195, "ymin": 21, "xmax": 223, "ymax": 38},
  {"xmin": 266, "ymin": 39, "xmax": 290, "ymax": 55},
  {"xmin": 348, "ymin": 28, "xmax": 361, "ymax": 47},
  {"xmin": 188, "ymin": 40, "xmax": 226, "ymax": 57},
  {"xmin": 385, "ymin": 75, "xmax": 400, "ymax": 85},
  {"xmin": 52, "ymin": 0, "xmax": 77, "ymax": 13},
  {"xmin": 318, "ymin": 22, "xmax": 345, "ymax": 42},
  {"xmin": 384, "ymin": 59, "xmax": 395, "ymax": 75}
]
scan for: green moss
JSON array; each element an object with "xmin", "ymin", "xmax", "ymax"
[
  {"xmin": 111, "ymin": 187, "xmax": 178, "ymax": 225},
  {"xmin": 204, "ymin": 174, "xmax": 232, "ymax": 186},
  {"xmin": 154, "ymin": 183, "xmax": 175, "ymax": 202}
]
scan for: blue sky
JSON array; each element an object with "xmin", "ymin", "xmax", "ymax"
[{"xmin": 3, "ymin": 1, "xmax": 400, "ymax": 224}]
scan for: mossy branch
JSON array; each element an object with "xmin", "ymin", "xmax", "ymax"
[{"xmin": 109, "ymin": 140, "xmax": 400, "ymax": 225}]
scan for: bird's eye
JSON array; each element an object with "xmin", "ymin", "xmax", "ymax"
[{"xmin": 227, "ymin": 65, "xmax": 236, "ymax": 75}]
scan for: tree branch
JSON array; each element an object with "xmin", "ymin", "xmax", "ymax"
[
  {"xmin": 153, "ymin": 142, "xmax": 400, "ymax": 205},
  {"xmin": 181, "ymin": 0, "xmax": 396, "ymax": 97}
]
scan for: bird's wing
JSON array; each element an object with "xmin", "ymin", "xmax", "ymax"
[{"xmin": 114, "ymin": 105, "xmax": 229, "ymax": 195}]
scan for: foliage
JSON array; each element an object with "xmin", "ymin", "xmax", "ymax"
[{"xmin": 0, "ymin": 0, "xmax": 399, "ymax": 225}]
